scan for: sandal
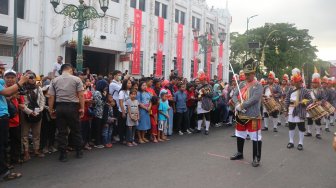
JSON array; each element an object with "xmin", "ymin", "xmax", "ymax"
[
  {"xmin": 138, "ymin": 139, "xmax": 145, "ymax": 144},
  {"xmin": 2, "ymin": 172, "xmax": 22, "ymax": 181},
  {"xmin": 127, "ymin": 143, "xmax": 134, "ymax": 147}
]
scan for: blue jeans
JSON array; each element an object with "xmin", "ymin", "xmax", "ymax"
[
  {"xmin": 126, "ymin": 126, "xmax": 136, "ymax": 142},
  {"xmin": 102, "ymin": 123, "xmax": 113, "ymax": 145}
]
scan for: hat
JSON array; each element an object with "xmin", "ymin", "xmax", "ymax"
[
  {"xmin": 239, "ymin": 70, "xmax": 246, "ymax": 81},
  {"xmin": 312, "ymin": 73, "xmax": 320, "ymax": 83},
  {"xmin": 35, "ymin": 75, "xmax": 41, "ymax": 81},
  {"xmin": 291, "ymin": 68, "xmax": 302, "ymax": 83},
  {"xmin": 4, "ymin": 69, "xmax": 17, "ymax": 77},
  {"xmin": 161, "ymin": 80, "xmax": 170, "ymax": 87},
  {"xmin": 321, "ymin": 76, "xmax": 329, "ymax": 83},
  {"xmin": 159, "ymin": 89, "xmax": 168, "ymax": 97},
  {"xmin": 243, "ymin": 58, "xmax": 257, "ymax": 74},
  {"xmin": 282, "ymin": 74, "xmax": 289, "ymax": 82},
  {"xmin": 268, "ymin": 71, "xmax": 275, "ymax": 79}
]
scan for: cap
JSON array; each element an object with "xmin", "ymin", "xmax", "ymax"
[
  {"xmin": 4, "ymin": 69, "xmax": 17, "ymax": 77},
  {"xmin": 243, "ymin": 58, "xmax": 257, "ymax": 74}
]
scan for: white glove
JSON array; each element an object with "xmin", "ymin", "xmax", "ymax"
[{"xmin": 235, "ymin": 104, "xmax": 242, "ymax": 112}]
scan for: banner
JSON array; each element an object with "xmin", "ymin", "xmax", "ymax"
[
  {"xmin": 218, "ymin": 43, "xmax": 223, "ymax": 80},
  {"xmin": 156, "ymin": 17, "xmax": 164, "ymax": 77},
  {"xmin": 132, "ymin": 9, "xmax": 142, "ymax": 75},
  {"xmin": 176, "ymin": 24, "xmax": 183, "ymax": 76},
  {"xmin": 193, "ymin": 39, "xmax": 199, "ymax": 78},
  {"xmin": 206, "ymin": 34, "xmax": 212, "ymax": 78}
]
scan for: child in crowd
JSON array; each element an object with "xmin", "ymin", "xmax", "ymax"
[
  {"xmin": 102, "ymin": 95, "xmax": 116, "ymax": 148},
  {"xmin": 126, "ymin": 89, "xmax": 139, "ymax": 147},
  {"xmin": 136, "ymin": 82, "xmax": 152, "ymax": 144},
  {"xmin": 174, "ymin": 83, "xmax": 191, "ymax": 135},
  {"xmin": 186, "ymin": 83, "xmax": 197, "ymax": 131},
  {"xmin": 158, "ymin": 90, "xmax": 170, "ymax": 141},
  {"xmin": 150, "ymin": 96, "xmax": 159, "ymax": 143}
]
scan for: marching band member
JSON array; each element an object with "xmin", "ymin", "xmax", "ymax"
[
  {"xmin": 327, "ymin": 77, "xmax": 336, "ymax": 127},
  {"xmin": 230, "ymin": 59, "xmax": 263, "ymax": 167},
  {"xmin": 262, "ymin": 71, "xmax": 282, "ymax": 132},
  {"xmin": 228, "ymin": 74, "xmax": 239, "ymax": 127},
  {"xmin": 305, "ymin": 73, "xmax": 326, "ymax": 139},
  {"xmin": 285, "ymin": 68, "xmax": 312, "ymax": 151},
  {"xmin": 278, "ymin": 74, "xmax": 290, "ymax": 127},
  {"xmin": 321, "ymin": 76, "xmax": 333, "ymax": 132}
]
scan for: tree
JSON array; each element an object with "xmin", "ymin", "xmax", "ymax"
[{"xmin": 229, "ymin": 23, "xmax": 326, "ymax": 82}]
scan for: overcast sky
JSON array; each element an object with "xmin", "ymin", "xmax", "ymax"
[{"xmin": 207, "ymin": 0, "xmax": 336, "ymax": 61}]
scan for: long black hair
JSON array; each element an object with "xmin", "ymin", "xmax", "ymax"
[
  {"xmin": 138, "ymin": 81, "xmax": 147, "ymax": 93},
  {"xmin": 120, "ymin": 79, "xmax": 131, "ymax": 92}
]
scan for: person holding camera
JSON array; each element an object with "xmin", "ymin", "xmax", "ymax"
[
  {"xmin": 0, "ymin": 71, "xmax": 29, "ymax": 181},
  {"xmin": 48, "ymin": 64, "xmax": 85, "ymax": 162},
  {"xmin": 21, "ymin": 71, "xmax": 45, "ymax": 161}
]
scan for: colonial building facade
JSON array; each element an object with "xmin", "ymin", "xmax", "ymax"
[{"xmin": 0, "ymin": 0, "xmax": 231, "ymax": 81}]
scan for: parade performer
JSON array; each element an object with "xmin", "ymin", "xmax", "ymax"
[
  {"xmin": 285, "ymin": 68, "xmax": 312, "ymax": 151},
  {"xmin": 305, "ymin": 73, "xmax": 326, "ymax": 139},
  {"xmin": 321, "ymin": 76, "xmax": 333, "ymax": 132},
  {"xmin": 262, "ymin": 71, "xmax": 282, "ymax": 132},
  {"xmin": 230, "ymin": 58, "xmax": 263, "ymax": 167},
  {"xmin": 278, "ymin": 74, "xmax": 290, "ymax": 127}
]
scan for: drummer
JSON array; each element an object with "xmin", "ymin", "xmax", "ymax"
[
  {"xmin": 285, "ymin": 68, "xmax": 312, "ymax": 151},
  {"xmin": 262, "ymin": 71, "xmax": 282, "ymax": 132},
  {"xmin": 327, "ymin": 77, "xmax": 336, "ymax": 127},
  {"xmin": 305, "ymin": 73, "xmax": 326, "ymax": 139},
  {"xmin": 278, "ymin": 74, "xmax": 290, "ymax": 127},
  {"xmin": 321, "ymin": 76, "xmax": 333, "ymax": 132}
]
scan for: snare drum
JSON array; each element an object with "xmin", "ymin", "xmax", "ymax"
[
  {"xmin": 306, "ymin": 103, "xmax": 328, "ymax": 120},
  {"xmin": 263, "ymin": 97, "xmax": 281, "ymax": 114}
]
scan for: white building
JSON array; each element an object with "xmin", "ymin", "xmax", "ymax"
[{"xmin": 0, "ymin": 0, "xmax": 231, "ymax": 82}]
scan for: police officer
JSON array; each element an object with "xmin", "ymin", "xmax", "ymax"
[{"xmin": 48, "ymin": 64, "xmax": 84, "ymax": 162}]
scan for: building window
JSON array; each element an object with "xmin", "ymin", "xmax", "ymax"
[
  {"xmin": 153, "ymin": 54, "xmax": 166, "ymax": 77},
  {"xmin": 0, "ymin": 0, "xmax": 9, "ymax": 15},
  {"xmin": 175, "ymin": 9, "xmax": 185, "ymax": 25},
  {"xmin": 155, "ymin": 1, "xmax": 160, "ymax": 17},
  {"xmin": 173, "ymin": 57, "xmax": 184, "ymax": 75},
  {"xmin": 206, "ymin": 23, "xmax": 214, "ymax": 34},
  {"xmin": 139, "ymin": 0, "xmax": 146, "ymax": 11},
  {"xmin": 0, "ymin": 45, "xmax": 13, "ymax": 56},
  {"xmin": 17, "ymin": 0, "xmax": 25, "ymax": 19},
  {"xmin": 192, "ymin": 16, "xmax": 201, "ymax": 30},
  {"xmin": 130, "ymin": 0, "xmax": 137, "ymax": 9},
  {"xmin": 111, "ymin": 0, "xmax": 119, "ymax": 3},
  {"xmin": 131, "ymin": 0, "xmax": 145, "ymax": 12},
  {"xmin": 162, "ymin": 4, "xmax": 167, "ymax": 19}
]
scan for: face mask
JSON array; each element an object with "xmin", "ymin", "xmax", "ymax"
[{"xmin": 118, "ymin": 76, "xmax": 122, "ymax": 80}]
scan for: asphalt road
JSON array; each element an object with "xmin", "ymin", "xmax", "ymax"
[{"xmin": 2, "ymin": 124, "xmax": 336, "ymax": 188}]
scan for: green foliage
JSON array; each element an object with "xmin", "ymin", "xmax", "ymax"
[{"xmin": 229, "ymin": 23, "xmax": 328, "ymax": 80}]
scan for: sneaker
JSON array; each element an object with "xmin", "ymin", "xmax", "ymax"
[
  {"xmin": 297, "ymin": 144, "xmax": 303, "ymax": 151},
  {"xmin": 50, "ymin": 146, "xmax": 58, "ymax": 153},
  {"xmin": 287, "ymin": 143, "xmax": 294, "ymax": 149},
  {"xmin": 188, "ymin": 128, "xmax": 194, "ymax": 132},
  {"xmin": 325, "ymin": 128, "xmax": 330, "ymax": 132},
  {"xmin": 273, "ymin": 128, "xmax": 278, "ymax": 132},
  {"xmin": 178, "ymin": 131, "xmax": 184, "ymax": 135},
  {"xmin": 186, "ymin": 129, "xmax": 192, "ymax": 134},
  {"xmin": 113, "ymin": 136, "xmax": 120, "ymax": 142},
  {"xmin": 316, "ymin": 134, "xmax": 322, "ymax": 139},
  {"xmin": 94, "ymin": 145, "xmax": 105, "ymax": 149}
]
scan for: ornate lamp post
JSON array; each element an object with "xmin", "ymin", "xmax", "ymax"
[
  {"xmin": 50, "ymin": 0, "xmax": 109, "ymax": 71},
  {"xmin": 193, "ymin": 29, "xmax": 226, "ymax": 75}
]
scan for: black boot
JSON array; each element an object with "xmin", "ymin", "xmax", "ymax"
[
  {"xmin": 230, "ymin": 137, "xmax": 245, "ymax": 160},
  {"xmin": 76, "ymin": 149, "xmax": 83, "ymax": 159},
  {"xmin": 252, "ymin": 141, "xmax": 262, "ymax": 167},
  {"xmin": 59, "ymin": 150, "xmax": 68, "ymax": 162}
]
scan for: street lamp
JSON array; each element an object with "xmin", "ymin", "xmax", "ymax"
[
  {"xmin": 50, "ymin": 0, "xmax": 109, "ymax": 71},
  {"xmin": 193, "ymin": 29, "xmax": 226, "ymax": 75},
  {"xmin": 260, "ymin": 29, "xmax": 279, "ymax": 68},
  {"xmin": 245, "ymin": 14, "xmax": 258, "ymax": 60}
]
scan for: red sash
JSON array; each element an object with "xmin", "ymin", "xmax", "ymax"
[{"xmin": 238, "ymin": 80, "xmax": 257, "ymax": 101}]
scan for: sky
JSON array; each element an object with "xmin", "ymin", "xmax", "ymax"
[{"xmin": 206, "ymin": 0, "xmax": 336, "ymax": 61}]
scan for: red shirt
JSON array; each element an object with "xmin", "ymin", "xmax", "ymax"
[
  {"xmin": 186, "ymin": 90, "xmax": 197, "ymax": 108},
  {"xmin": 9, "ymin": 96, "xmax": 24, "ymax": 128},
  {"xmin": 150, "ymin": 104, "xmax": 158, "ymax": 126},
  {"xmin": 146, "ymin": 87, "xmax": 156, "ymax": 96},
  {"xmin": 81, "ymin": 90, "xmax": 93, "ymax": 121}
]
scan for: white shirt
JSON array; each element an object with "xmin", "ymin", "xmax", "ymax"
[
  {"xmin": 265, "ymin": 87, "xmax": 272, "ymax": 97},
  {"xmin": 288, "ymin": 90, "xmax": 303, "ymax": 123},
  {"xmin": 109, "ymin": 80, "xmax": 122, "ymax": 110},
  {"xmin": 53, "ymin": 62, "xmax": 63, "ymax": 77},
  {"xmin": 118, "ymin": 90, "xmax": 130, "ymax": 112}
]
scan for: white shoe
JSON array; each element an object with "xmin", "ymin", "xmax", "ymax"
[
  {"xmin": 113, "ymin": 136, "xmax": 120, "ymax": 142},
  {"xmin": 186, "ymin": 129, "xmax": 192, "ymax": 134},
  {"xmin": 178, "ymin": 131, "xmax": 184, "ymax": 135}
]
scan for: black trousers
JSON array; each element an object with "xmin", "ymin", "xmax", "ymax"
[
  {"xmin": 81, "ymin": 120, "xmax": 91, "ymax": 145},
  {"xmin": 92, "ymin": 117, "xmax": 103, "ymax": 145},
  {"xmin": 55, "ymin": 103, "xmax": 83, "ymax": 151},
  {"xmin": 9, "ymin": 125, "xmax": 21, "ymax": 163},
  {"xmin": 40, "ymin": 113, "xmax": 56, "ymax": 149},
  {"xmin": 0, "ymin": 117, "xmax": 9, "ymax": 175},
  {"xmin": 175, "ymin": 111, "xmax": 189, "ymax": 132},
  {"xmin": 117, "ymin": 111, "xmax": 127, "ymax": 143}
]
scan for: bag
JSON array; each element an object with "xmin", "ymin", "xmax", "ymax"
[
  {"xmin": 201, "ymin": 97, "xmax": 214, "ymax": 111},
  {"xmin": 6, "ymin": 99, "xmax": 17, "ymax": 119},
  {"xmin": 24, "ymin": 89, "xmax": 42, "ymax": 123}
]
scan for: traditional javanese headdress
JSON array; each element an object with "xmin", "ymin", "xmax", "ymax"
[
  {"xmin": 321, "ymin": 76, "xmax": 329, "ymax": 84},
  {"xmin": 311, "ymin": 73, "xmax": 321, "ymax": 84},
  {"xmin": 282, "ymin": 74, "xmax": 289, "ymax": 82},
  {"xmin": 268, "ymin": 71, "xmax": 275, "ymax": 79},
  {"xmin": 291, "ymin": 68, "xmax": 302, "ymax": 83},
  {"xmin": 260, "ymin": 78, "xmax": 267, "ymax": 85},
  {"xmin": 243, "ymin": 58, "xmax": 257, "ymax": 74}
]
